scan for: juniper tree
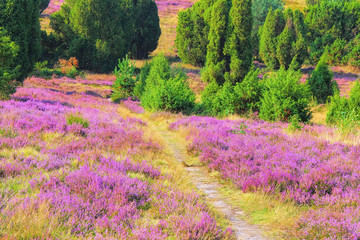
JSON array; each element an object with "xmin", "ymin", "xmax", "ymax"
[
  {"xmin": 224, "ymin": 0, "xmax": 253, "ymax": 84},
  {"xmin": 0, "ymin": 0, "xmax": 41, "ymax": 80},
  {"xmin": 202, "ymin": 0, "xmax": 229, "ymax": 84}
]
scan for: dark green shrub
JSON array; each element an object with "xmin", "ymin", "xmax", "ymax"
[
  {"xmin": 112, "ymin": 55, "xmax": 137, "ymax": 101},
  {"xmin": 141, "ymin": 54, "xmax": 195, "ymax": 113},
  {"xmin": 307, "ymin": 60, "xmax": 338, "ymax": 104},
  {"xmin": 0, "ymin": 0, "xmax": 41, "ymax": 80},
  {"xmin": 259, "ymin": 68, "xmax": 312, "ymax": 122},
  {"xmin": 129, "ymin": 0, "xmax": 161, "ymax": 59},
  {"xmin": 233, "ymin": 68, "xmax": 262, "ymax": 114},
  {"xmin": 0, "ymin": 28, "xmax": 20, "ymax": 99},
  {"xmin": 51, "ymin": 0, "xmax": 160, "ymax": 72}
]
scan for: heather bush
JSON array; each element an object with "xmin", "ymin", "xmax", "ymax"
[
  {"xmin": 0, "ymin": 28, "xmax": 20, "ymax": 99},
  {"xmin": 260, "ymin": 68, "xmax": 312, "ymax": 122},
  {"xmin": 307, "ymin": 60, "xmax": 338, "ymax": 104},
  {"xmin": 112, "ymin": 55, "xmax": 137, "ymax": 101},
  {"xmin": 141, "ymin": 55, "xmax": 195, "ymax": 113}
]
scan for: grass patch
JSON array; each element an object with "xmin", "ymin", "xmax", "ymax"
[{"xmin": 66, "ymin": 114, "xmax": 89, "ymax": 128}]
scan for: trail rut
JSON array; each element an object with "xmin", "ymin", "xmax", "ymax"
[{"xmin": 158, "ymin": 128, "xmax": 267, "ymax": 240}]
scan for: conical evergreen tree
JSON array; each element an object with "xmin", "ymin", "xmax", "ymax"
[
  {"xmin": 224, "ymin": 0, "xmax": 253, "ymax": 84},
  {"xmin": 259, "ymin": 8, "xmax": 285, "ymax": 70},
  {"xmin": 0, "ymin": 0, "xmax": 41, "ymax": 80},
  {"xmin": 202, "ymin": 0, "xmax": 230, "ymax": 85}
]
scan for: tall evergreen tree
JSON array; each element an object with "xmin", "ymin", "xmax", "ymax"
[
  {"xmin": 259, "ymin": 8, "xmax": 284, "ymax": 70},
  {"xmin": 0, "ymin": 28, "xmax": 20, "ymax": 99},
  {"xmin": 0, "ymin": 0, "xmax": 41, "ymax": 80},
  {"xmin": 129, "ymin": 0, "xmax": 161, "ymax": 59},
  {"xmin": 202, "ymin": 0, "xmax": 229, "ymax": 84},
  {"xmin": 224, "ymin": 0, "xmax": 253, "ymax": 83}
]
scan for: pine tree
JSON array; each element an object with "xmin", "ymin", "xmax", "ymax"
[
  {"xmin": 0, "ymin": 0, "xmax": 41, "ymax": 80},
  {"xmin": 202, "ymin": 0, "xmax": 229, "ymax": 84},
  {"xmin": 276, "ymin": 10, "xmax": 296, "ymax": 69},
  {"xmin": 224, "ymin": 0, "xmax": 253, "ymax": 83}
]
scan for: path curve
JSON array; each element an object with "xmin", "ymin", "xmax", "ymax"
[{"xmin": 158, "ymin": 128, "xmax": 267, "ymax": 240}]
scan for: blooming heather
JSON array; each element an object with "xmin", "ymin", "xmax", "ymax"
[
  {"xmin": 171, "ymin": 116, "xmax": 360, "ymax": 238},
  {"xmin": 0, "ymin": 76, "xmax": 231, "ymax": 239}
]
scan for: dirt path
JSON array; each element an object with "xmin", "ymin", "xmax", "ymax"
[{"xmin": 158, "ymin": 128, "xmax": 267, "ymax": 240}]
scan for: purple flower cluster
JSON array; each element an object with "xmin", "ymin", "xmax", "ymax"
[
  {"xmin": 171, "ymin": 116, "xmax": 360, "ymax": 238},
  {"xmin": 0, "ymin": 77, "xmax": 231, "ymax": 238},
  {"xmin": 123, "ymin": 97, "xmax": 145, "ymax": 114}
]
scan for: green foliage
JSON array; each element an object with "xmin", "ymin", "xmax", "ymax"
[
  {"xmin": 112, "ymin": 55, "xmax": 137, "ymax": 100},
  {"xmin": 51, "ymin": 0, "xmax": 160, "ymax": 72},
  {"xmin": 233, "ymin": 68, "xmax": 262, "ymax": 113},
  {"xmin": 0, "ymin": 28, "xmax": 20, "ymax": 99},
  {"xmin": 288, "ymin": 114, "xmax": 303, "ymax": 131},
  {"xmin": 344, "ymin": 34, "xmax": 360, "ymax": 68},
  {"xmin": 129, "ymin": 0, "xmax": 161, "ymax": 59},
  {"xmin": 259, "ymin": 9, "xmax": 285, "ymax": 70},
  {"xmin": 40, "ymin": 0, "xmax": 50, "ymax": 13},
  {"xmin": 252, "ymin": 0, "xmax": 284, "ymax": 59},
  {"xmin": 175, "ymin": 2, "xmax": 211, "ymax": 66},
  {"xmin": 307, "ymin": 60, "xmax": 338, "ymax": 103},
  {"xmin": 0, "ymin": 0, "xmax": 41, "ymax": 80},
  {"xmin": 134, "ymin": 62, "xmax": 152, "ymax": 99},
  {"xmin": 259, "ymin": 68, "xmax": 312, "ymax": 122},
  {"xmin": 202, "ymin": 0, "xmax": 229, "ymax": 84},
  {"xmin": 322, "ymin": 38, "xmax": 347, "ymax": 65},
  {"xmin": 211, "ymin": 81, "xmax": 237, "ymax": 116},
  {"xmin": 66, "ymin": 114, "xmax": 90, "ymax": 128},
  {"xmin": 200, "ymin": 80, "xmax": 221, "ymax": 115},
  {"xmin": 32, "ymin": 61, "xmax": 63, "ymax": 79},
  {"xmin": 224, "ymin": 0, "xmax": 253, "ymax": 83},
  {"xmin": 305, "ymin": 0, "xmax": 360, "ymax": 65},
  {"xmin": 327, "ymin": 81, "xmax": 360, "ymax": 125},
  {"xmin": 141, "ymin": 54, "xmax": 195, "ymax": 113},
  {"xmin": 260, "ymin": 8, "xmax": 307, "ymax": 70}
]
